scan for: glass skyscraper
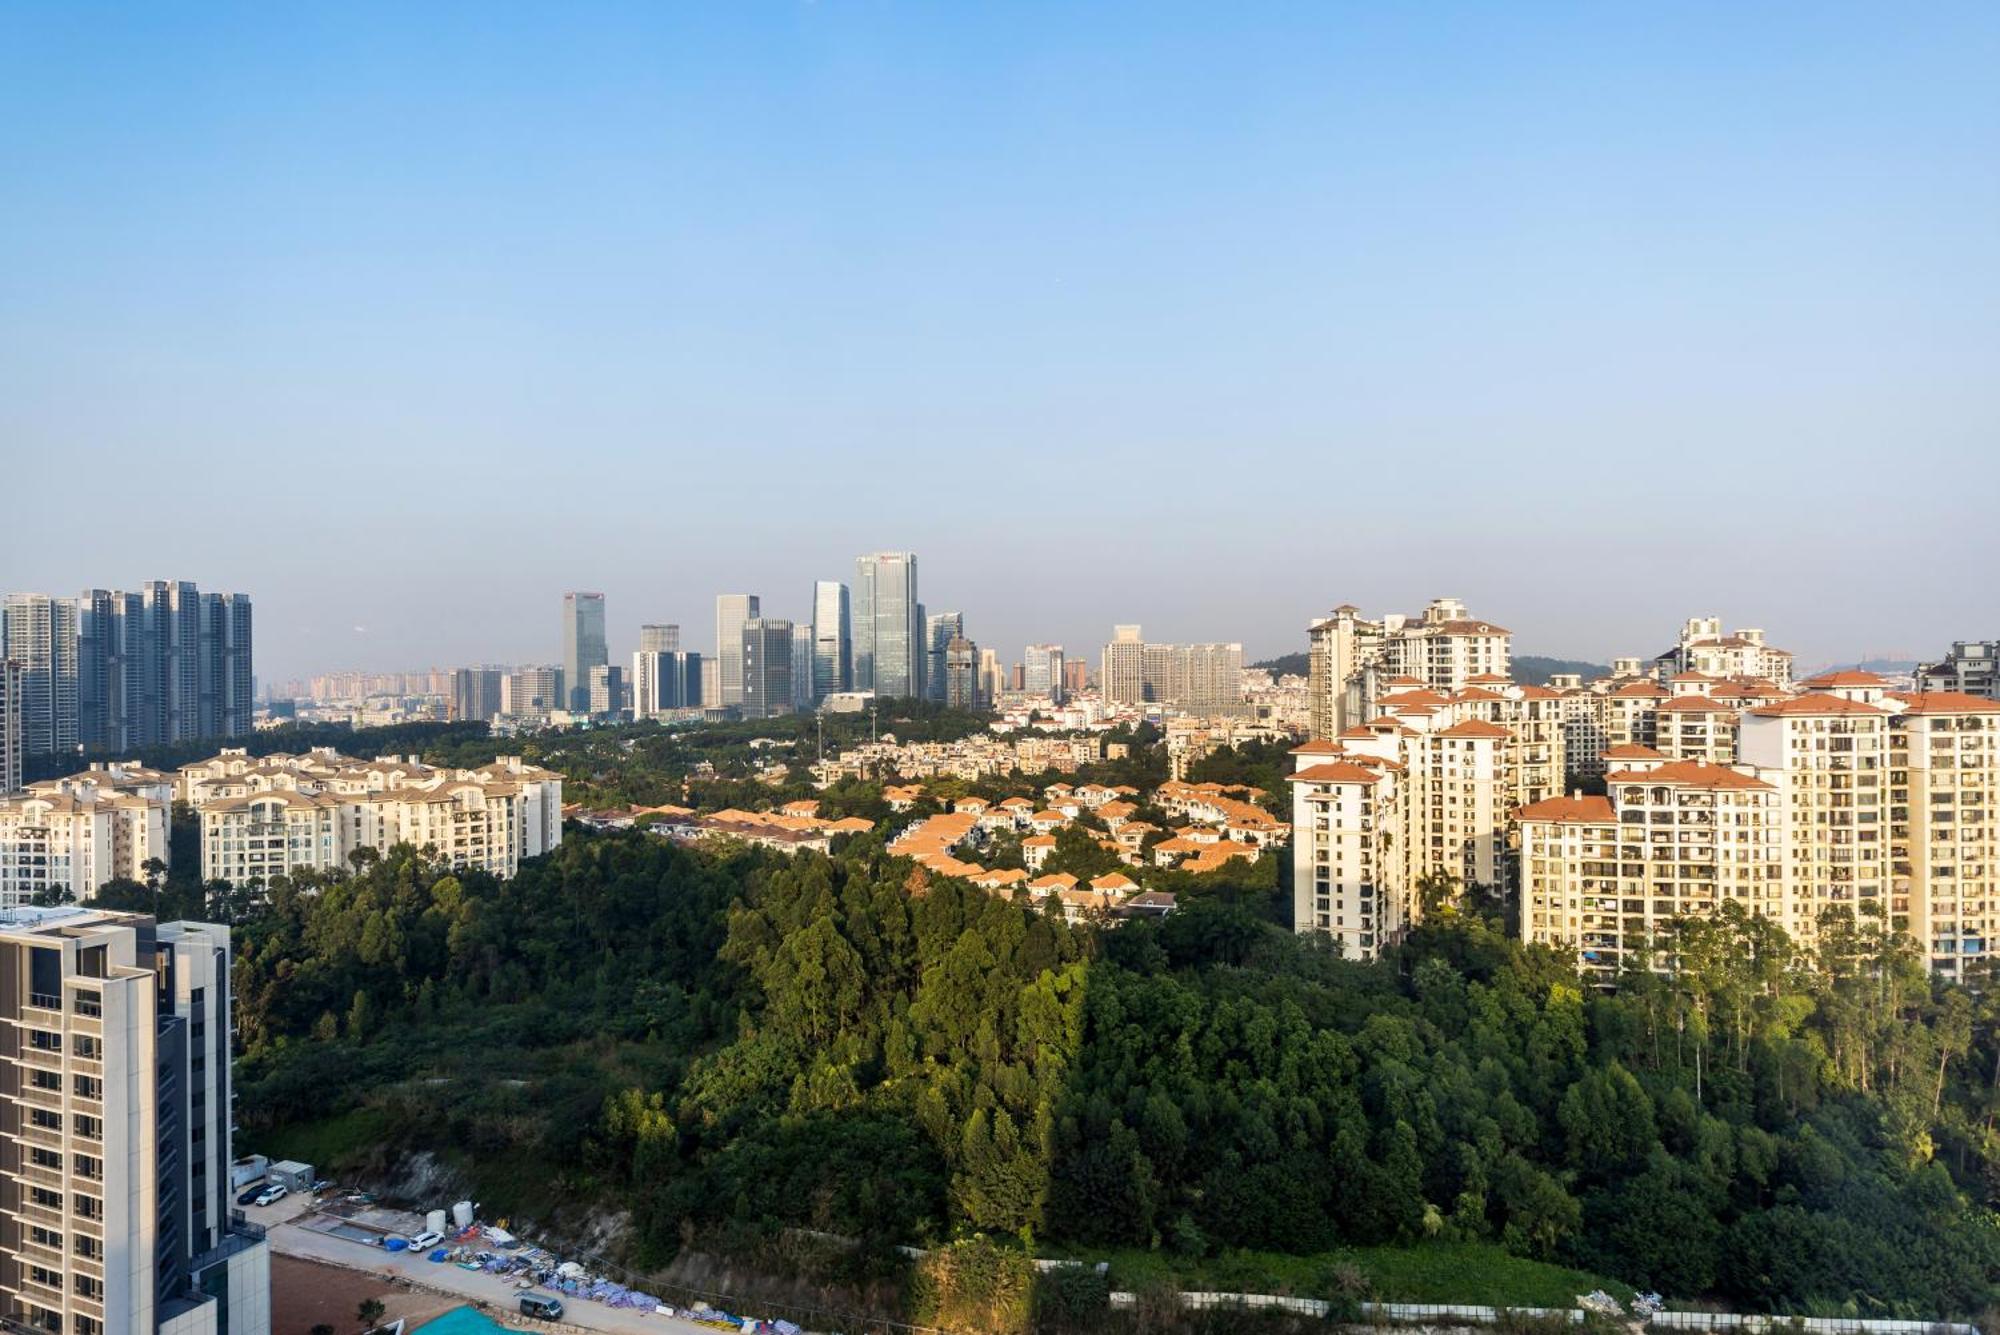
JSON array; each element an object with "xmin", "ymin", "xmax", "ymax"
[
  {"xmin": 811, "ymin": 580, "xmax": 850, "ymax": 702},
  {"xmin": 561, "ymin": 592, "xmax": 608, "ymax": 712},
  {"xmin": 852, "ymin": 552, "xmax": 920, "ymax": 700}
]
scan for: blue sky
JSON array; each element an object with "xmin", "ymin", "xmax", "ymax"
[{"xmin": 3, "ymin": 3, "xmax": 1995, "ymax": 681}]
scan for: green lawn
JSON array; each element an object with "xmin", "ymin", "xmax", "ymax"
[{"xmin": 1045, "ymin": 1241, "xmax": 1634, "ymax": 1310}]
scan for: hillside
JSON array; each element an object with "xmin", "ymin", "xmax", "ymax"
[{"xmin": 231, "ymin": 830, "xmax": 2000, "ymax": 1323}]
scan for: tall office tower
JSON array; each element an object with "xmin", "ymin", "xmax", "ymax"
[
  {"xmin": 944, "ymin": 638, "xmax": 979, "ymax": 710},
  {"xmin": 1024, "ymin": 644, "xmax": 1066, "ymax": 703},
  {"xmin": 924, "ymin": 611, "xmax": 963, "ymax": 704},
  {"xmin": 638, "ymin": 624, "xmax": 680, "ymax": 654},
  {"xmin": 790, "ymin": 623, "xmax": 816, "ymax": 712},
  {"xmin": 714, "ymin": 595, "xmax": 761, "ymax": 708},
  {"xmin": 977, "ymin": 648, "xmax": 1003, "ymax": 707},
  {"xmin": 588, "ymin": 664, "xmax": 625, "ymax": 716},
  {"xmin": 1063, "ymin": 659, "xmax": 1090, "ymax": 697},
  {"xmin": 811, "ymin": 581, "xmax": 851, "ymax": 701},
  {"xmin": 739, "ymin": 619, "xmax": 795, "ymax": 720},
  {"xmin": 632, "ymin": 650, "xmax": 700, "ymax": 718},
  {"xmin": 502, "ymin": 666, "xmax": 562, "ymax": 721},
  {"xmin": 1, "ymin": 596, "xmax": 80, "ymax": 759},
  {"xmin": 1011, "ymin": 663, "xmax": 1026, "ymax": 692},
  {"xmin": 852, "ymin": 553, "xmax": 920, "ymax": 699},
  {"xmin": 1, "ymin": 660, "xmax": 20, "ymax": 793},
  {"xmin": 450, "ymin": 667, "xmax": 505, "ymax": 722},
  {"xmin": 561, "ymin": 593, "xmax": 608, "ymax": 712},
  {"xmin": 0, "ymin": 908, "xmax": 270, "ymax": 1335},
  {"xmin": 1101, "ymin": 625, "xmax": 1146, "ymax": 706}
]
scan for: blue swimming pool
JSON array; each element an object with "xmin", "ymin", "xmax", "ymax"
[{"xmin": 414, "ymin": 1306, "xmax": 508, "ymax": 1335}]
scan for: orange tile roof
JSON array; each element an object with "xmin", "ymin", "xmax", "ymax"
[
  {"xmin": 1612, "ymin": 681, "xmax": 1669, "ymax": 699},
  {"xmin": 1289, "ymin": 761, "xmax": 1389, "ymax": 785},
  {"xmin": 1437, "ymin": 720, "xmax": 1510, "ymax": 739},
  {"xmin": 1895, "ymin": 691, "xmax": 2000, "ymax": 715},
  {"xmin": 1290, "ymin": 739, "xmax": 1346, "ymax": 755},
  {"xmin": 1747, "ymin": 695, "xmax": 1887, "ymax": 717},
  {"xmin": 1657, "ymin": 695, "xmax": 1731, "ymax": 713},
  {"xmin": 1601, "ymin": 744, "xmax": 1668, "ymax": 759},
  {"xmin": 1801, "ymin": 670, "xmax": 1891, "ymax": 688},
  {"xmin": 1603, "ymin": 760, "xmax": 1774, "ymax": 791},
  {"xmin": 1515, "ymin": 794, "xmax": 1616, "ymax": 824}
]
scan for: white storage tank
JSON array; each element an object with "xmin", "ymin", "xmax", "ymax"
[
  {"xmin": 426, "ymin": 1208, "xmax": 448, "ymax": 1236},
  {"xmin": 452, "ymin": 1200, "xmax": 474, "ymax": 1229}
]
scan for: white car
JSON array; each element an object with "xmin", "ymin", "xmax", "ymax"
[
  {"xmin": 410, "ymin": 1231, "xmax": 444, "ymax": 1250},
  {"xmin": 252, "ymin": 1184, "xmax": 288, "ymax": 1208}
]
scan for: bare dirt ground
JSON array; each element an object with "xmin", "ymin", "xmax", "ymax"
[{"xmin": 272, "ymin": 1255, "xmax": 462, "ymax": 1335}]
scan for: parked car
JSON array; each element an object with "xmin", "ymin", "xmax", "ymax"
[
  {"xmin": 252, "ymin": 1184, "xmax": 288, "ymax": 1208},
  {"xmin": 235, "ymin": 1182, "xmax": 267, "ymax": 1206},
  {"xmin": 310, "ymin": 1179, "xmax": 334, "ymax": 1194},
  {"xmin": 410, "ymin": 1231, "xmax": 443, "ymax": 1250},
  {"xmin": 518, "ymin": 1293, "xmax": 564, "ymax": 1321}
]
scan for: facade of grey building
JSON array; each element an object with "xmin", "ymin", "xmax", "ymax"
[
  {"xmin": 852, "ymin": 553, "xmax": 920, "ymax": 701},
  {"xmin": 713, "ymin": 595, "xmax": 761, "ymax": 708},
  {"xmin": 638, "ymin": 624, "xmax": 680, "ymax": 654},
  {"xmin": 450, "ymin": 667, "xmax": 506, "ymax": 722},
  {"xmin": 924, "ymin": 611, "xmax": 963, "ymax": 704},
  {"xmin": 944, "ymin": 636, "xmax": 979, "ymax": 710},
  {"xmin": 810, "ymin": 582, "xmax": 850, "ymax": 702},
  {"xmin": 1, "ymin": 595, "xmax": 80, "ymax": 760},
  {"xmin": 561, "ymin": 593, "xmax": 608, "ymax": 713},
  {"xmin": 790, "ymin": 623, "xmax": 816, "ymax": 712},
  {"xmin": 1918, "ymin": 641, "xmax": 1998, "ymax": 699},
  {"xmin": 1, "ymin": 660, "xmax": 20, "ymax": 793},
  {"xmin": 587, "ymin": 663, "xmax": 625, "ymax": 716},
  {"xmin": 0, "ymin": 907, "xmax": 269, "ymax": 1335},
  {"xmin": 739, "ymin": 619, "xmax": 795, "ymax": 720},
  {"xmin": 66, "ymin": 583, "xmax": 254, "ymax": 754},
  {"xmin": 1024, "ymin": 643, "xmax": 1065, "ymax": 703}
]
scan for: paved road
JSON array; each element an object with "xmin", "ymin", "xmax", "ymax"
[{"xmin": 268, "ymin": 1218, "xmax": 770, "ymax": 1335}]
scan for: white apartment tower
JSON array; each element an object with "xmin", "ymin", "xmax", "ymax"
[
  {"xmin": 0, "ymin": 908, "xmax": 269, "ymax": 1335},
  {"xmin": 1306, "ymin": 599, "xmax": 1510, "ymax": 739}
]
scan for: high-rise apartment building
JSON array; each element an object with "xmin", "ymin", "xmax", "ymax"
[
  {"xmin": 587, "ymin": 664, "xmax": 625, "ymax": 716},
  {"xmin": 1024, "ymin": 645, "xmax": 1065, "ymax": 703},
  {"xmin": 977, "ymin": 649, "xmax": 1003, "ymax": 707},
  {"xmin": 1306, "ymin": 599, "xmax": 1510, "ymax": 739},
  {"xmin": 1063, "ymin": 659, "xmax": 1090, "ymax": 698},
  {"xmin": 501, "ymin": 666, "xmax": 562, "ymax": 722},
  {"xmin": 852, "ymin": 554, "xmax": 920, "ymax": 700},
  {"xmin": 1653, "ymin": 617, "xmax": 1792, "ymax": 685},
  {"xmin": 638, "ymin": 624, "xmax": 680, "ymax": 654},
  {"xmin": 714, "ymin": 595, "xmax": 761, "ymax": 708},
  {"xmin": 561, "ymin": 593, "xmax": 608, "ymax": 712},
  {"xmin": 0, "ymin": 907, "xmax": 270, "ymax": 1335},
  {"xmin": 1100, "ymin": 628, "xmax": 1244, "ymax": 716},
  {"xmin": 450, "ymin": 668, "xmax": 505, "ymax": 723},
  {"xmin": 66, "ymin": 584, "xmax": 254, "ymax": 753},
  {"xmin": 739, "ymin": 619, "xmax": 795, "ymax": 721},
  {"xmin": 811, "ymin": 582, "xmax": 851, "ymax": 702},
  {"xmin": 924, "ymin": 611, "xmax": 963, "ymax": 704},
  {"xmin": 1917, "ymin": 641, "xmax": 1998, "ymax": 700},
  {"xmin": 2, "ymin": 661, "xmax": 21, "ymax": 794},
  {"xmin": 1, "ymin": 596, "xmax": 80, "ymax": 760},
  {"xmin": 1100, "ymin": 626, "xmax": 1146, "ymax": 706}
]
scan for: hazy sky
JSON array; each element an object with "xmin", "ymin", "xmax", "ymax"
[{"xmin": 4, "ymin": 3, "xmax": 1996, "ymax": 682}]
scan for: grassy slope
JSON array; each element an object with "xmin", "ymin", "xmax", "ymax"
[{"xmin": 1050, "ymin": 1242, "xmax": 1635, "ymax": 1309}]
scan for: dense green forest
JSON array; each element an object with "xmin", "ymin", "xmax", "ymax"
[{"xmin": 228, "ymin": 829, "xmax": 2000, "ymax": 1321}]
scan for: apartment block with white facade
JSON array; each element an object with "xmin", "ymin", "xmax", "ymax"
[
  {"xmin": 0, "ymin": 907, "xmax": 268, "ymax": 1335},
  {"xmin": 1306, "ymin": 599, "xmax": 1510, "ymax": 739},
  {"xmin": 0, "ymin": 767, "xmax": 173, "ymax": 908},
  {"xmin": 183, "ymin": 749, "xmax": 562, "ymax": 887}
]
